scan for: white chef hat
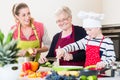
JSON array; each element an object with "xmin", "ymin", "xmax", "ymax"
[{"xmin": 78, "ymin": 11, "xmax": 104, "ymax": 28}]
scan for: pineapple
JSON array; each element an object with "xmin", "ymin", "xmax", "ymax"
[{"xmin": 0, "ymin": 31, "xmax": 20, "ymax": 67}]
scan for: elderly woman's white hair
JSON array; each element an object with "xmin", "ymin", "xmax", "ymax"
[{"xmin": 55, "ymin": 6, "xmax": 72, "ymax": 17}]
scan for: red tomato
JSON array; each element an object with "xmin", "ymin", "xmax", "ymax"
[
  {"xmin": 22, "ymin": 62, "xmax": 31, "ymax": 72},
  {"xmin": 41, "ymin": 72, "xmax": 48, "ymax": 78}
]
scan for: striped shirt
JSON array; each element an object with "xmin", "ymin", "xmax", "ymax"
[{"xmin": 63, "ymin": 36, "xmax": 116, "ymax": 66}]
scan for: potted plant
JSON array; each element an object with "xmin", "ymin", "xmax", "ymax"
[{"xmin": 0, "ymin": 30, "xmax": 20, "ymax": 80}]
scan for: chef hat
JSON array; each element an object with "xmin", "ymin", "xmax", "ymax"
[{"xmin": 78, "ymin": 11, "xmax": 104, "ymax": 28}]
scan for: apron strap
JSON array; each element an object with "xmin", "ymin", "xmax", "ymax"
[
  {"xmin": 99, "ymin": 36, "xmax": 104, "ymax": 47},
  {"xmin": 31, "ymin": 24, "xmax": 39, "ymax": 40},
  {"xmin": 18, "ymin": 24, "xmax": 21, "ymax": 40},
  {"xmin": 87, "ymin": 36, "xmax": 104, "ymax": 47}
]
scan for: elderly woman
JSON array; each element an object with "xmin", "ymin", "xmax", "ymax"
[{"xmin": 39, "ymin": 6, "xmax": 86, "ymax": 66}]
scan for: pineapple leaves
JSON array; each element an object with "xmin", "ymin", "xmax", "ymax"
[
  {"xmin": 0, "ymin": 30, "xmax": 4, "ymax": 45},
  {"xmin": 5, "ymin": 32, "xmax": 13, "ymax": 44},
  {"xmin": 0, "ymin": 31, "xmax": 20, "ymax": 67}
]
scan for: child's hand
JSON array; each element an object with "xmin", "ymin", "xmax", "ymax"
[
  {"xmin": 96, "ymin": 61, "xmax": 106, "ymax": 69},
  {"xmin": 63, "ymin": 53, "xmax": 73, "ymax": 61},
  {"xmin": 55, "ymin": 47, "xmax": 65, "ymax": 59}
]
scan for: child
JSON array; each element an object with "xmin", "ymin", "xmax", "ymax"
[{"xmin": 56, "ymin": 11, "xmax": 116, "ymax": 69}]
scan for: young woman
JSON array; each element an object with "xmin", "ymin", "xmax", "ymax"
[{"xmin": 11, "ymin": 2, "xmax": 51, "ymax": 61}]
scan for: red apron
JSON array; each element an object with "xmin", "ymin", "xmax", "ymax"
[
  {"xmin": 85, "ymin": 37, "xmax": 104, "ymax": 67},
  {"xmin": 55, "ymin": 26, "xmax": 83, "ymax": 66}
]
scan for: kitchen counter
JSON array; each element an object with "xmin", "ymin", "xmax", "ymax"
[
  {"xmin": 19, "ymin": 77, "xmax": 120, "ymax": 80},
  {"xmin": 19, "ymin": 75, "xmax": 120, "ymax": 80},
  {"xmin": 18, "ymin": 65, "xmax": 120, "ymax": 80},
  {"xmin": 98, "ymin": 77, "xmax": 120, "ymax": 80}
]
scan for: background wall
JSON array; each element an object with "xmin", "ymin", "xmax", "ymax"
[
  {"xmin": 0, "ymin": 0, "xmax": 102, "ymax": 39},
  {"xmin": 102, "ymin": 0, "xmax": 120, "ymax": 25}
]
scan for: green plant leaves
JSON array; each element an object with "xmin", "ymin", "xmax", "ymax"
[
  {"xmin": 0, "ymin": 31, "xmax": 20, "ymax": 67},
  {"xmin": 0, "ymin": 30, "xmax": 4, "ymax": 45}
]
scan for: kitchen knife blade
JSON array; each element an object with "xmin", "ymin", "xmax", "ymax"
[{"xmin": 47, "ymin": 57, "xmax": 57, "ymax": 61}]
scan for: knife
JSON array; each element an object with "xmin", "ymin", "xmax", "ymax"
[{"xmin": 47, "ymin": 57, "xmax": 57, "ymax": 61}]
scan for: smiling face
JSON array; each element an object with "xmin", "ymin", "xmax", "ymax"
[
  {"xmin": 16, "ymin": 7, "xmax": 31, "ymax": 26},
  {"xmin": 12, "ymin": 3, "xmax": 31, "ymax": 27},
  {"xmin": 56, "ymin": 12, "xmax": 72, "ymax": 30},
  {"xmin": 85, "ymin": 28, "xmax": 101, "ymax": 38},
  {"xmin": 55, "ymin": 6, "xmax": 72, "ymax": 31}
]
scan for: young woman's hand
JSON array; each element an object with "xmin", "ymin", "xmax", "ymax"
[
  {"xmin": 27, "ymin": 48, "xmax": 37, "ymax": 57},
  {"xmin": 17, "ymin": 50, "xmax": 27, "ymax": 56}
]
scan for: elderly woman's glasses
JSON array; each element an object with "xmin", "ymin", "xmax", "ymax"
[{"xmin": 56, "ymin": 16, "xmax": 70, "ymax": 23}]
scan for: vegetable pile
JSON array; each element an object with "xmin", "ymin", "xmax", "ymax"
[
  {"xmin": 80, "ymin": 75, "xmax": 97, "ymax": 80},
  {"xmin": 46, "ymin": 71, "xmax": 77, "ymax": 80}
]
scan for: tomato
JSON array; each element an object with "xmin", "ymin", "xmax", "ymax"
[
  {"xmin": 41, "ymin": 72, "xmax": 48, "ymax": 78},
  {"xmin": 22, "ymin": 62, "xmax": 31, "ymax": 72}
]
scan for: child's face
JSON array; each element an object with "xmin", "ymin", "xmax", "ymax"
[{"xmin": 85, "ymin": 28, "xmax": 99, "ymax": 38}]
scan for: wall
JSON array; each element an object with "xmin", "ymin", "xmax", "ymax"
[
  {"xmin": 102, "ymin": 0, "xmax": 120, "ymax": 25},
  {"xmin": 0, "ymin": 0, "xmax": 102, "ymax": 39}
]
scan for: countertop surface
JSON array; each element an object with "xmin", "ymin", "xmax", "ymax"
[
  {"xmin": 19, "ymin": 77, "xmax": 120, "ymax": 80},
  {"xmin": 98, "ymin": 77, "xmax": 120, "ymax": 80}
]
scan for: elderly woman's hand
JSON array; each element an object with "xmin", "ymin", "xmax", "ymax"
[
  {"xmin": 38, "ymin": 56, "xmax": 48, "ymax": 64},
  {"xmin": 55, "ymin": 47, "xmax": 65, "ymax": 59}
]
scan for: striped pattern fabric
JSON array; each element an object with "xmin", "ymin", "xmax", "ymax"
[{"xmin": 63, "ymin": 36, "xmax": 116, "ymax": 66}]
